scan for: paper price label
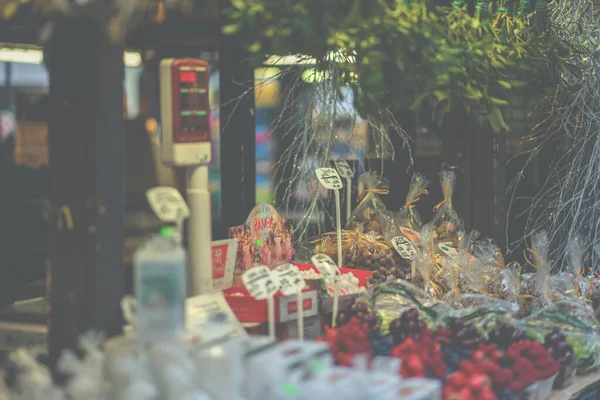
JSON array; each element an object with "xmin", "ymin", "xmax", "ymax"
[
  {"xmin": 400, "ymin": 227, "xmax": 421, "ymax": 245},
  {"xmin": 439, "ymin": 242, "xmax": 459, "ymax": 258},
  {"xmin": 333, "ymin": 159, "xmax": 354, "ymax": 178},
  {"xmin": 392, "ymin": 236, "xmax": 416, "ymax": 261},
  {"xmin": 274, "ymin": 263, "xmax": 305, "ymax": 296},
  {"xmin": 310, "ymin": 254, "xmax": 340, "ymax": 278},
  {"xmin": 186, "ymin": 292, "xmax": 247, "ymax": 345},
  {"xmin": 242, "ymin": 265, "xmax": 280, "ymax": 300},
  {"xmin": 146, "ymin": 186, "xmax": 190, "ymax": 222},
  {"xmin": 315, "ymin": 168, "xmax": 343, "ymax": 190}
]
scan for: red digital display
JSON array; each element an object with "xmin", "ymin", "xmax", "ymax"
[{"xmin": 179, "ymin": 71, "xmax": 197, "ymax": 83}]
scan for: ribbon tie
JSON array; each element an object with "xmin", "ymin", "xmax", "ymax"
[
  {"xmin": 356, "ymin": 188, "xmax": 389, "ymax": 209},
  {"xmin": 433, "ymin": 182, "xmax": 452, "ymax": 212},
  {"xmin": 404, "ymin": 188, "xmax": 429, "ymax": 210}
]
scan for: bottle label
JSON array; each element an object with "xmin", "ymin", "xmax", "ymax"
[{"xmin": 138, "ymin": 268, "xmax": 184, "ymax": 337}]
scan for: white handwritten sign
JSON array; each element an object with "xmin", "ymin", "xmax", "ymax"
[
  {"xmin": 242, "ymin": 265, "xmax": 280, "ymax": 300},
  {"xmin": 146, "ymin": 187, "xmax": 190, "ymax": 222},
  {"xmin": 333, "ymin": 159, "xmax": 354, "ymax": 179},
  {"xmin": 315, "ymin": 168, "xmax": 343, "ymax": 190},
  {"xmin": 311, "ymin": 254, "xmax": 340, "ymax": 279},
  {"xmin": 392, "ymin": 236, "xmax": 416, "ymax": 261},
  {"xmin": 274, "ymin": 264, "xmax": 305, "ymax": 296}
]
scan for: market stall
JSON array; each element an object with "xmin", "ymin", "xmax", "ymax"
[{"xmin": 2, "ymin": 0, "xmax": 600, "ymax": 399}]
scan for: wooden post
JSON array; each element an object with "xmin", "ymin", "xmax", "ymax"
[
  {"xmin": 219, "ymin": 0, "xmax": 257, "ymax": 236},
  {"xmin": 45, "ymin": 17, "xmax": 125, "ymax": 363}
]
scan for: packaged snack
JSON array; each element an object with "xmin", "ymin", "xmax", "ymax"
[
  {"xmin": 429, "ymin": 169, "xmax": 464, "ymax": 244},
  {"xmin": 413, "ymin": 225, "xmax": 446, "ymax": 299},
  {"xmin": 565, "ymin": 233, "xmax": 594, "ymax": 300},
  {"xmin": 312, "ymin": 230, "xmax": 412, "ymax": 286},
  {"xmin": 519, "ymin": 231, "xmax": 557, "ymax": 315},
  {"xmin": 367, "ymin": 278, "xmax": 451, "ymax": 324},
  {"xmin": 393, "ymin": 173, "xmax": 429, "ymax": 234},
  {"xmin": 346, "ymin": 171, "xmax": 390, "ymax": 235}
]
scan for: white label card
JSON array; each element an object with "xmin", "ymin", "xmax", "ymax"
[
  {"xmin": 242, "ymin": 265, "xmax": 280, "ymax": 300},
  {"xmin": 439, "ymin": 242, "xmax": 459, "ymax": 258},
  {"xmin": 146, "ymin": 186, "xmax": 190, "ymax": 222},
  {"xmin": 186, "ymin": 292, "xmax": 248, "ymax": 345},
  {"xmin": 391, "ymin": 236, "xmax": 416, "ymax": 261},
  {"xmin": 315, "ymin": 168, "xmax": 343, "ymax": 190},
  {"xmin": 274, "ymin": 264, "xmax": 305, "ymax": 296},
  {"xmin": 333, "ymin": 159, "xmax": 354, "ymax": 179},
  {"xmin": 310, "ymin": 254, "xmax": 340, "ymax": 279}
]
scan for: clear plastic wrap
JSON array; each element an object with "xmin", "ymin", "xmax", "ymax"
[
  {"xmin": 413, "ymin": 225, "xmax": 446, "ymax": 299},
  {"xmin": 520, "ymin": 300, "xmax": 600, "ymax": 372},
  {"xmin": 519, "ymin": 231, "xmax": 556, "ymax": 315},
  {"xmin": 346, "ymin": 171, "xmax": 390, "ymax": 235},
  {"xmin": 366, "ymin": 278, "xmax": 451, "ymax": 324},
  {"xmin": 429, "ymin": 169, "xmax": 464, "ymax": 244},
  {"xmin": 393, "ymin": 173, "xmax": 429, "ymax": 232},
  {"xmin": 312, "ymin": 230, "xmax": 412, "ymax": 286},
  {"xmin": 566, "ymin": 233, "xmax": 594, "ymax": 300}
]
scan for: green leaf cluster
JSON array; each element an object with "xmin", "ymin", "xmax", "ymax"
[{"xmin": 224, "ymin": 0, "xmax": 576, "ymax": 132}]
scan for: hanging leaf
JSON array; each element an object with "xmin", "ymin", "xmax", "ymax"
[{"xmin": 487, "ymin": 107, "xmax": 506, "ymax": 132}]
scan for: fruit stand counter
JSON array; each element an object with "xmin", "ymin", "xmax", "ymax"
[{"xmin": 549, "ymin": 374, "xmax": 600, "ymax": 400}]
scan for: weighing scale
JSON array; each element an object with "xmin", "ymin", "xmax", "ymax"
[{"xmin": 159, "ymin": 58, "xmax": 213, "ymax": 295}]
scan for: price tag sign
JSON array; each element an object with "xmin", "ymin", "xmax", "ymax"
[
  {"xmin": 315, "ymin": 168, "xmax": 343, "ymax": 190},
  {"xmin": 392, "ymin": 236, "xmax": 416, "ymax": 261},
  {"xmin": 274, "ymin": 264, "xmax": 305, "ymax": 296},
  {"xmin": 242, "ymin": 265, "xmax": 280, "ymax": 300},
  {"xmin": 146, "ymin": 186, "xmax": 190, "ymax": 222},
  {"xmin": 186, "ymin": 292, "xmax": 248, "ymax": 345},
  {"xmin": 439, "ymin": 242, "xmax": 459, "ymax": 258},
  {"xmin": 311, "ymin": 254, "xmax": 340, "ymax": 278},
  {"xmin": 333, "ymin": 159, "xmax": 354, "ymax": 179}
]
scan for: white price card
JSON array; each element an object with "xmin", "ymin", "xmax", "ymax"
[
  {"xmin": 333, "ymin": 159, "xmax": 354, "ymax": 178},
  {"xmin": 274, "ymin": 264, "xmax": 305, "ymax": 296},
  {"xmin": 146, "ymin": 186, "xmax": 190, "ymax": 222},
  {"xmin": 186, "ymin": 292, "xmax": 248, "ymax": 345},
  {"xmin": 311, "ymin": 254, "xmax": 340, "ymax": 278},
  {"xmin": 391, "ymin": 236, "xmax": 416, "ymax": 261},
  {"xmin": 242, "ymin": 265, "xmax": 280, "ymax": 300},
  {"xmin": 315, "ymin": 168, "xmax": 343, "ymax": 190},
  {"xmin": 438, "ymin": 242, "xmax": 459, "ymax": 258}
]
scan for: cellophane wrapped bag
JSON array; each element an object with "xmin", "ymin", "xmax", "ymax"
[
  {"xmin": 429, "ymin": 169, "xmax": 464, "ymax": 245},
  {"xmin": 519, "ymin": 231, "xmax": 557, "ymax": 317},
  {"xmin": 394, "ymin": 173, "xmax": 429, "ymax": 234},
  {"xmin": 413, "ymin": 225, "xmax": 446, "ymax": 299},
  {"xmin": 346, "ymin": 171, "xmax": 390, "ymax": 235},
  {"xmin": 565, "ymin": 233, "xmax": 595, "ymax": 300}
]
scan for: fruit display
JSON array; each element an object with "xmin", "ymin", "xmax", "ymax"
[
  {"xmin": 318, "ymin": 305, "xmax": 566, "ymax": 400},
  {"xmin": 544, "ymin": 329, "xmax": 577, "ymax": 389}
]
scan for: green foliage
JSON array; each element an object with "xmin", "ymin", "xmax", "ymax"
[{"xmin": 223, "ymin": 0, "xmax": 586, "ymax": 132}]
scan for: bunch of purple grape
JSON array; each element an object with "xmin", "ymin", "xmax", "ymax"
[
  {"xmin": 388, "ymin": 308, "xmax": 427, "ymax": 345},
  {"xmin": 445, "ymin": 317, "xmax": 485, "ymax": 350},
  {"xmin": 544, "ymin": 329, "xmax": 573, "ymax": 364},
  {"xmin": 487, "ymin": 322, "xmax": 528, "ymax": 350},
  {"xmin": 336, "ymin": 302, "xmax": 380, "ymax": 330}
]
